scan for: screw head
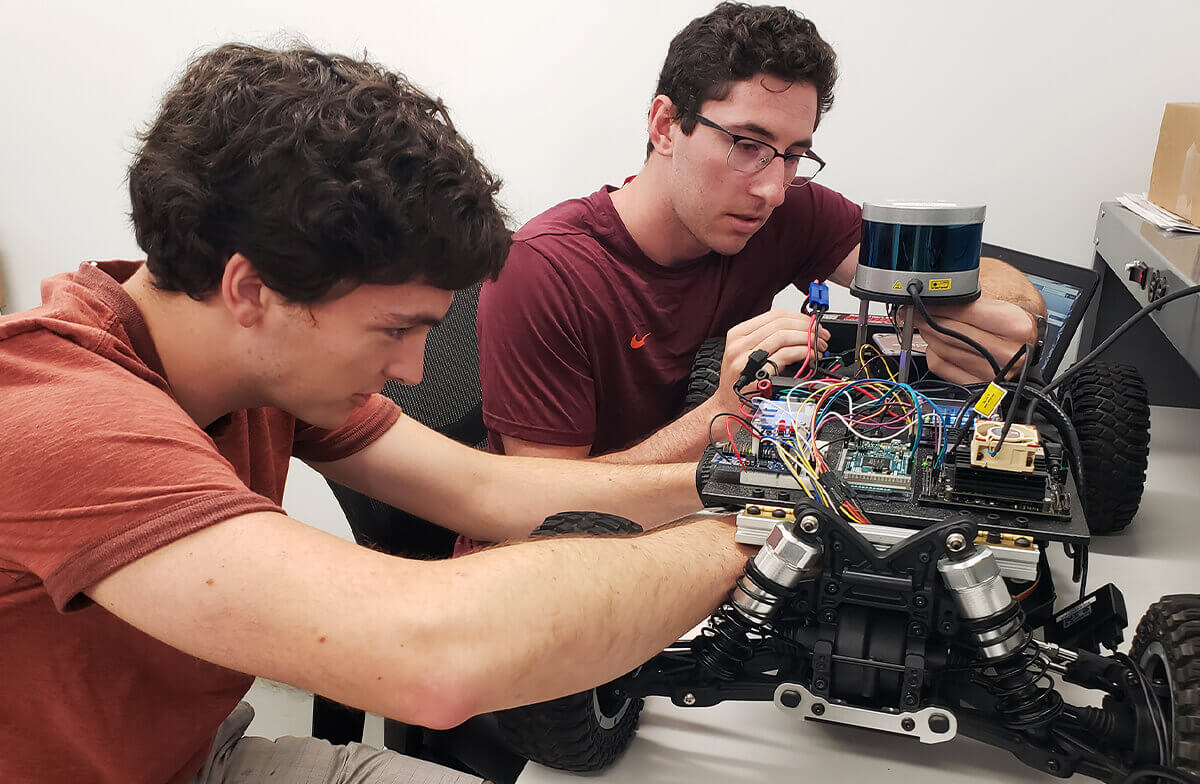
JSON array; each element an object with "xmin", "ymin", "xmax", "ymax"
[
  {"xmin": 799, "ymin": 515, "xmax": 820, "ymax": 534},
  {"xmin": 904, "ymin": 693, "xmax": 918, "ymax": 706},
  {"xmin": 813, "ymin": 679, "xmax": 827, "ymax": 691},
  {"xmin": 1047, "ymin": 760, "xmax": 1060, "ymax": 773},
  {"xmin": 946, "ymin": 533, "xmax": 967, "ymax": 552},
  {"xmin": 913, "ymin": 595, "xmax": 928, "ymax": 608},
  {"xmin": 683, "ymin": 692, "xmax": 696, "ymax": 706},
  {"xmin": 811, "ymin": 703, "xmax": 826, "ymax": 716},
  {"xmin": 901, "ymin": 718, "xmax": 916, "ymax": 732}
]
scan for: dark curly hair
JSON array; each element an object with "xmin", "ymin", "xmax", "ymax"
[
  {"xmin": 648, "ymin": 3, "xmax": 838, "ymax": 156},
  {"xmin": 129, "ymin": 44, "xmax": 510, "ymax": 302}
]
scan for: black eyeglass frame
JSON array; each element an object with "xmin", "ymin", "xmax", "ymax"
[{"xmin": 693, "ymin": 113, "xmax": 826, "ymax": 186}]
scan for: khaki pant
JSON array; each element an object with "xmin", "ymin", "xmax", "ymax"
[{"xmin": 190, "ymin": 702, "xmax": 483, "ymax": 784}]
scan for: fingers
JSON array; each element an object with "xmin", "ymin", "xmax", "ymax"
[
  {"xmin": 924, "ymin": 350, "xmax": 986, "ymax": 386},
  {"xmin": 915, "ymin": 313, "xmax": 1026, "ymax": 383},
  {"xmin": 725, "ymin": 309, "xmax": 803, "ymax": 341},
  {"xmin": 728, "ymin": 315, "xmax": 830, "ymax": 358},
  {"xmin": 917, "ymin": 299, "xmax": 1038, "ymax": 343}
]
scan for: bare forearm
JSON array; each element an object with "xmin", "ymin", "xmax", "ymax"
[
  {"xmin": 981, "ymin": 258, "xmax": 1046, "ymax": 318},
  {"xmin": 89, "ymin": 511, "xmax": 750, "ymax": 731},
  {"xmin": 469, "ymin": 454, "xmax": 701, "ymax": 538},
  {"xmin": 429, "ymin": 515, "xmax": 750, "ymax": 719},
  {"xmin": 595, "ymin": 398, "xmax": 722, "ymax": 465},
  {"xmin": 314, "ymin": 417, "xmax": 702, "ymax": 542}
]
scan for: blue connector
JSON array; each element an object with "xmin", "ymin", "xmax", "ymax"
[{"xmin": 807, "ymin": 280, "xmax": 829, "ymax": 310}]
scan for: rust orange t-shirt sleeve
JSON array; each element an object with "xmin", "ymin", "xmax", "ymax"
[
  {"xmin": 292, "ymin": 393, "xmax": 401, "ymax": 463},
  {"xmin": 0, "ymin": 335, "xmax": 284, "ymax": 612}
]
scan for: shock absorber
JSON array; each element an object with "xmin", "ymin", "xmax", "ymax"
[
  {"xmin": 697, "ymin": 516, "xmax": 823, "ymax": 680},
  {"xmin": 937, "ymin": 532, "xmax": 1063, "ymax": 729}
]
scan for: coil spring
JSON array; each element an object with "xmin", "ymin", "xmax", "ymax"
[
  {"xmin": 969, "ymin": 604, "xmax": 1065, "ymax": 730},
  {"xmin": 696, "ymin": 568, "xmax": 791, "ymax": 680}
]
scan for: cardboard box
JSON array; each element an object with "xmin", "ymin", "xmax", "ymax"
[{"xmin": 1148, "ymin": 103, "xmax": 1200, "ymax": 226}]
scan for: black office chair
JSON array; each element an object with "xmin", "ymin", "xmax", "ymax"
[{"xmin": 313, "ymin": 281, "xmax": 526, "ymax": 784}]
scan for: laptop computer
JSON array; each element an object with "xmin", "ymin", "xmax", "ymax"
[{"xmin": 979, "ymin": 242, "xmax": 1100, "ymax": 377}]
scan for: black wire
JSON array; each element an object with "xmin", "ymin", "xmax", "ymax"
[
  {"xmin": 1044, "ymin": 283, "xmax": 1200, "ymax": 396},
  {"xmin": 707, "ymin": 412, "xmax": 763, "ymax": 448},
  {"xmin": 986, "ymin": 345, "xmax": 1034, "ymax": 456},
  {"xmin": 945, "ymin": 382, "xmax": 1087, "ymax": 506},
  {"xmin": 1121, "ymin": 767, "xmax": 1200, "ymax": 784},
  {"xmin": 1114, "ymin": 651, "xmax": 1171, "ymax": 766},
  {"xmin": 908, "ymin": 283, "xmax": 1003, "ymax": 377}
]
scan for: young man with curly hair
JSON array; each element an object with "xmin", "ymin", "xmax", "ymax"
[
  {"xmin": 478, "ymin": 2, "xmax": 1045, "ymax": 463},
  {"xmin": 0, "ymin": 45, "xmax": 750, "ymax": 784}
]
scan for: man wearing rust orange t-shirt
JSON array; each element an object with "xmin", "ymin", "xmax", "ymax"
[{"xmin": 0, "ymin": 45, "xmax": 753, "ymax": 784}]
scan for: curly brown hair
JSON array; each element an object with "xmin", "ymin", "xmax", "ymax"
[
  {"xmin": 648, "ymin": 3, "xmax": 839, "ymax": 156},
  {"xmin": 129, "ymin": 44, "xmax": 510, "ymax": 302}
]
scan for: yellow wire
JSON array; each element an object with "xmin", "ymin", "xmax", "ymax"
[
  {"xmin": 775, "ymin": 440, "xmax": 833, "ymax": 508},
  {"xmin": 858, "ymin": 343, "xmax": 896, "ymax": 381}
]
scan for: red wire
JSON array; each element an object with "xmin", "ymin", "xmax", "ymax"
[
  {"xmin": 722, "ymin": 416, "xmax": 750, "ymax": 469},
  {"xmin": 793, "ymin": 316, "xmax": 818, "ymax": 379}
]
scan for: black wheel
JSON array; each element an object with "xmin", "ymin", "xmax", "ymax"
[
  {"xmin": 1130, "ymin": 594, "xmax": 1200, "ymax": 777},
  {"xmin": 683, "ymin": 336, "xmax": 725, "ymax": 412},
  {"xmin": 495, "ymin": 511, "xmax": 644, "ymax": 771},
  {"xmin": 1058, "ymin": 361, "xmax": 1150, "ymax": 533}
]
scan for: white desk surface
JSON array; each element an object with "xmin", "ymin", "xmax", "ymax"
[{"xmin": 518, "ymin": 406, "xmax": 1200, "ymax": 784}]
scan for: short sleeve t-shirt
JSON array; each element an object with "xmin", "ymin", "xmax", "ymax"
[
  {"xmin": 0, "ymin": 261, "xmax": 401, "ymax": 784},
  {"xmin": 478, "ymin": 183, "xmax": 861, "ymax": 455}
]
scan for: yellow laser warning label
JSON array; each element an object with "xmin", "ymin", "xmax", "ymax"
[
  {"xmin": 892, "ymin": 281, "xmax": 903, "ymax": 290},
  {"xmin": 929, "ymin": 278, "xmax": 952, "ymax": 291},
  {"xmin": 974, "ymin": 383, "xmax": 1007, "ymax": 417}
]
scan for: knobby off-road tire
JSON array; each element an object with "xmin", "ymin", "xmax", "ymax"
[
  {"xmin": 683, "ymin": 336, "xmax": 725, "ymax": 412},
  {"xmin": 1058, "ymin": 361, "xmax": 1150, "ymax": 534},
  {"xmin": 493, "ymin": 512, "xmax": 644, "ymax": 771},
  {"xmin": 1131, "ymin": 594, "xmax": 1200, "ymax": 776}
]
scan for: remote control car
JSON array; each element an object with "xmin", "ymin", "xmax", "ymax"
[{"xmin": 494, "ymin": 297, "xmax": 1199, "ymax": 783}]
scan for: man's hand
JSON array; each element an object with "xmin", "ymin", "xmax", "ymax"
[
  {"xmin": 905, "ymin": 299, "xmax": 1038, "ymax": 384},
  {"xmin": 711, "ymin": 310, "xmax": 830, "ymax": 413}
]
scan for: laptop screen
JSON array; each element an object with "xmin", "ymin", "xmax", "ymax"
[
  {"xmin": 1023, "ymin": 272, "xmax": 1084, "ymax": 375},
  {"xmin": 979, "ymin": 243, "xmax": 1100, "ymax": 378}
]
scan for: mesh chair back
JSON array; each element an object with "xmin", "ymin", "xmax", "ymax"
[
  {"xmin": 382, "ymin": 283, "xmax": 486, "ymax": 446},
  {"xmin": 329, "ymin": 282, "xmax": 486, "ymax": 558}
]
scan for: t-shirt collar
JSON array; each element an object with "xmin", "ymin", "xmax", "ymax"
[{"xmin": 73, "ymin": 260, "xmax": 169, "ymax": 379}]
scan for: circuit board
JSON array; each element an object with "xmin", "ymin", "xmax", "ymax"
[
  {"xmin": 701, "ymin": 410, "xmax": 1088, "ymax": 544},
  {"xmin": 837, "ymin": 440, "xmax": 915, "ymax": 496}
]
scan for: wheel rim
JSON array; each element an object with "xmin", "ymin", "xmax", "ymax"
[
  {"xmin": 1138, "ymin": 641, "xmax": 1177, "ymax": 765},
  {"xmin": 591, "ymin": 686, "xmax": 632, "ymax": 730},
  {"xmin": 592, "ymin": 667, "xmax": 640, "ymax": 730}
]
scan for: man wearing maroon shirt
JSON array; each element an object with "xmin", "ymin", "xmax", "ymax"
[{"xmin": 478, "ymin": 3, "xmax": 1044, "ymax": 463}]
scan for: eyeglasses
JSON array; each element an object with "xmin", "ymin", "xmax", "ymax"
[{"xmin": 694, "ymin": 114, "xmax": 825, "ymax": 187}]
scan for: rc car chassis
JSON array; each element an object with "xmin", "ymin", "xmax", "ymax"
[{"xmin": 497, "ymin": 338, "xmax": 1197, "ymax": 783}]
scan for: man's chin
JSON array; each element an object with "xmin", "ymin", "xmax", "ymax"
[{"xmin": 708, "ymin": 234, "xmax": 754, "ymax": 256}]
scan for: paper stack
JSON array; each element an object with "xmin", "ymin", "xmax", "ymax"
[{"xmin": 1118, "ymin": 193, "xmax": 1200, "ymax": 233}]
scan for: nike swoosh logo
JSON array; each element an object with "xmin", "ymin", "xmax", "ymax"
[{"xmin": 630, "ymin": 332, "xmax": 651, "ymax": 349}]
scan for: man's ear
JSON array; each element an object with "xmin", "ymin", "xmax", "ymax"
[
  {"xmin": 220, "ymin": 253, "xmax": 268, "ymax": 328},
  {"xmin": 647, "ymin": 95, "xmax": 679, "ymax": 157}
]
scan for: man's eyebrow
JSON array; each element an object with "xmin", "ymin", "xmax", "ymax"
[
  {"xmin": 728, "ymin": 122, "xmax": 813, "ymax": 151},
  {"xmin": 377, "ymin": 312, "xmax": 444, "ymax": 327}
]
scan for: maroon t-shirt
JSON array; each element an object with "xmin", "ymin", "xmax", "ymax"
[{"xmin": 478, "ymin": 183, "xmax": 861, "ymax": 455}]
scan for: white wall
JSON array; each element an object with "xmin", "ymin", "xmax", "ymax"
[{"xmin": 1, "ymin": 0, "xmax": 1197, "ymax": 525}]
